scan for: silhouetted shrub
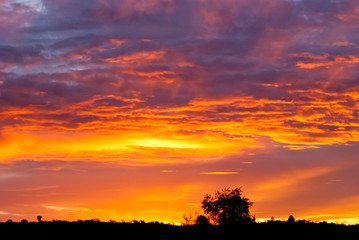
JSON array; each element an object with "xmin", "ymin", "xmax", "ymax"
[
  {"xmin": 196, "ymin": 215, "xmax": 209, "ymax": 226},
  {"xmin": 201, "ymin": 187, "xmax": 255, "ymax": 225},
  {"xmin": 287, "ymin": 215, "xmax": 295, "ymax": 223}
]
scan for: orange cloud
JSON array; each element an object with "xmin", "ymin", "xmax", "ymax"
[
  {"xmin": 200, "ymin": 171, "xmax": 238, "ymax": 175},
  {"xmin": 296, "ymin": 55, "xmax": 359, "ymax": 69},
  {"xmin": 104, "ymin": 50, "xmax": 166, "ymax": 64},
  {"xmin": 1, "ymin": 86, "xmax": 358, "ymax": 165}
]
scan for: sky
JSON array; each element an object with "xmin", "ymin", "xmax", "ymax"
[{"xmin": 0, "ymin": 0, "xmax": 359, "ymax": 224}]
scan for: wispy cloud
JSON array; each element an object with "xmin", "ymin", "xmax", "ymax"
[
  {"xmin": 44, "ymin": 205, "xmax": 93, "ymax": 213},
  {"xmin": 252, "ymin": 163, "xmax": 350, "ymax": 202},
  {"xmin": 200, "ymin": 171, "xmax": 238, "ymax": 175}
]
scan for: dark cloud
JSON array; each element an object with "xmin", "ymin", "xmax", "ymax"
[
  {"xmin": 0, "ymin": 73, "xmax": 89, "ymax": 108},
  {"xmin": 0, "ymin": 45, "xmax": 43, "ymax": 63}
]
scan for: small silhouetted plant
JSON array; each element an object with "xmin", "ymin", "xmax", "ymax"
[
  {"xmin": 287, "ymin": 215, "xmax": 295, "ymax": 223},
  {"xmin": 37, "ymin": 216, "xmax": 43, "ymax": 222},
  {"xmin": 182, "ymin": 212, "xmax": 196, "ymax": 225},
  {"xmin": 196, "ymin": 215, "xmax": 209, "ymax": 226},
  {"xmin": 201, "ymin": 187, "xmax": 254, "ymax": 225},
  {"xmin": 268, "ymin": 216, "xmax": 277, "ymax": 223}
]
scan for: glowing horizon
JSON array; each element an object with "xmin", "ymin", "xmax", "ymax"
[{"xmin": 0, "ymin": 0, "xmax": 359, "ymax": 225}]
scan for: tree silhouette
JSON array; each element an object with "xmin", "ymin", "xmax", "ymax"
[
  {"xmin": 196, "ymin": 215, "xmax": 209, "ymax": 226},
  {"xmin": 287, "ymin": 215, "xmax": 295, "ymax": 223},
  {"xmin": 182, "ymin": 212, "xmax": 196, "ymax": 225},
  {"xmin": 201, "ymin": 187, "xmax": 254, "ymax": 225},
  {"xmin": 37, "ymin": 216, "xmax": 43, "ymax": 222}
]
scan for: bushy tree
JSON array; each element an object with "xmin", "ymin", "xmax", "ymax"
[
  {"xmin": 196, "ymin": 215, "xmax": 209, "ymax": 226},
  {"xmin": 287, "ymin": 215, "xmax": 295, "ymax": 223},
  {"xmin": 201, "ymin": 187, "xmax": 254, "ymax": 225}
]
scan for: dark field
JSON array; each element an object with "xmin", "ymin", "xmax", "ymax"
[{"xmin": 2, "ymin": 221, "xmax": 359, "ymax": 238}]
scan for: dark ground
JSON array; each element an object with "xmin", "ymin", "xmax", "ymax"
[{"xmin": 1, "ymin": 221, "xmax": 359, "ymax": 238}]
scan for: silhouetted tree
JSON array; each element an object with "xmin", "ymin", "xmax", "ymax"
[
  {"xmin": 196, "ymin": 215, "xmax": 209, "ymax": 226},
  {"xmin": 201, "ymin": 187, "xmax": 254, "ymax": 225},
  {"xmin": 287, "ymin": 215, "xmax": 295, "ymax": 223},
  {"xmin": 182, "ymin": 213, "xmax": 196, "ymax": 225},
  {"xmin": 37, "ymin": 215, "xmax": 43, "ymax": 222}
]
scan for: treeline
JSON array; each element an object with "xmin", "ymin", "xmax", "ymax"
[
  {"xmin": 1, "ymin": 216, "xmax": 357, "ymax": 226},
  {"xmin": 1, "ymin": 218, "xmax": 359, "ymax": 238},
  {"xmin": 1, "ymin": 218, "xmax": 169, "ymax": 225}
]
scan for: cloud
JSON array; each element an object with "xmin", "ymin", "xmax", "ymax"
[
  {"xmin": 0, "ymin": 45, "xmax": 43, "ymax": 63},
  {"xmin": 254, "ymin": 165, "xmax": 337, "ymax": 195},
  {"xmin": 200, "ymin": 171, "xmax": 238, "ymax": 175},
  {"xmin": 0, "ymin": 0, "xmax": 359, "ymax": 163},
  {"xmin": 44, "ymin": 205, "xmax": 92, "ymax": 212}
]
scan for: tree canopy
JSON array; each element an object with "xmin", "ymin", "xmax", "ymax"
[{"xmin": 201, "ymin": 187, "xmax": 254, "ymax": 225}]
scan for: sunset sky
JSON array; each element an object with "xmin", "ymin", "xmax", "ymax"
[{"xmin": 1, "ymin": 0, "xmax": 359, "ymax": 224}]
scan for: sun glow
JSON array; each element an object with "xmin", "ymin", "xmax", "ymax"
[{"xmin": 128, "ymin": 139, "xmax": 200, "ymax": 149}]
